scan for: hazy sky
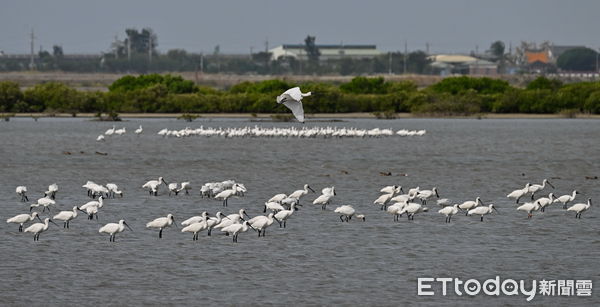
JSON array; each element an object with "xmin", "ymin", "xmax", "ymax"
[{"xmin": 1, "ymin": 0, "xmax": 599, "ymax": 55}]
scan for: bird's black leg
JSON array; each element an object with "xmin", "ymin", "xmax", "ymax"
[
  {"xmin": 339, "ymin": 215, "xmax": 344, "ymax": 222},
  {"xmin": 159, "ymin": 229, "xmax": 163, "ymax": 238}
]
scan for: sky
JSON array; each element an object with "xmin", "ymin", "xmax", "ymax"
[{"xmin": 1, "ymin": 0, "xmax": 599, "ymax": 55}]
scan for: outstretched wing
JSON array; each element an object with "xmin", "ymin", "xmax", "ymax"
[{"xmin": 282, "ymin": 100, "xmax": 305, "ymax": 123}]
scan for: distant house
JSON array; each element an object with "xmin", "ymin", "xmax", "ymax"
[{"xmin": 269, "ymin": 44, "xmax": 382, "ymax": 61}]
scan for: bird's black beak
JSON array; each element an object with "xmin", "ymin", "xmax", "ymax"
[
  {"xmin": 124, "ymin": 222, "xmax": 133, "ymax": 232},
  {"xmin": 36, "ymin": 215, "xmax": 42, "ymax": 222},
  {"xmin": 49, "ymin": 219, "xmax": 59, "ymax": 227},
  {"xmin": 308, "ymin": 186, "xmax": 315, "ymax": 193},
  {"xmin": 548, "ymin": 181, "xmax": 555, "ymax": 189}
]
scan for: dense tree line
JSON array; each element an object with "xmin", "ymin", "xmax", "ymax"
[{"xmin": 1, "ymin": 75, "xmax": 599, "ymax": 115}]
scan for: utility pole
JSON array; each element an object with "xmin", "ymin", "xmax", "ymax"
[
  {"xmin": 148, "ymin": 35, "xmax": 153, "ymax": 63},
  {"xmin": 127, "ymin": 36, "xmax": 131, "ymax": 62},
  {"xmin": 388, "ymin": 52, "xmax": 392, "ymax": 75},
  {"xmin": 29, "ymin": 29, "xmax": 35, "ymax": 70},
  {"xmin": 403, "ymin": 41, "xmax": 408, "ymax": 74},
  {"xmin": 264, "ymin": 37, "xmax": 269, "ymax": 53}
]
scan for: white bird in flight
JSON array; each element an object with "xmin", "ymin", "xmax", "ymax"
[{"xmin": 276, "ymin": 87, "xmax": 312, "ymax": 123}]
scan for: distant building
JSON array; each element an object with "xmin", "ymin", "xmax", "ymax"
[
  {"xmin": 269, "ymin": 44, "xmax": 382, "ymax": 61},
  {"xmin": 428, "ymin": 54, "xmax": 498, "ymax": 75}
]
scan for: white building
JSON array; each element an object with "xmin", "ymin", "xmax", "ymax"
[{"xmin": 269, "ymin": 44, "xmax": 382, "ymax": 61}]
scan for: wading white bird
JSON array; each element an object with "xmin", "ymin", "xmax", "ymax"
[
  {"xmin": 387, "ymin": 202, "xmax": 407, "ymax": 222},
  {"xmin": 276, "ymin": 87, "xmax": 311, "ymax": 123},
  {"xmin": 105, "ymin": 125, "xmax": 116, "ymax": 136},
  {"xmin": 263, "ymin": 201, "xmax": 285, "ymax": 213},
  {"xmin": 214, "ymin": 209, "xmax": 249, "ymax": 230},
  {"xmin": 507, "ymin": 183, "xmax": 531, "ymax": 204},
  {"xmin": 268, "ymin": 193, "xmax": 288, "ymax": 203},
  {"xmin": 374, "ymin": 193, "xmax": 394, "ymax": 210},
  {"xmin": 181, "ymin": 220, "xmax": 209, "ymax": 241},
  {"xmin": 380, "ymin": 185, "xmax": 403, "ymax": 195},
  {"xmin": 135, "ymin": 125, "xmax": 143, "ymax": 134},
  {"xmin": 205, "ymin": 212, "xmax": 228, "ymax": 236},
  {"xmin": 179, "ymin": 182, "xmax": 192, "ymax": 195},
  {"xmin": 458, "ymin": 197, "xmax": 484, "ymax": 215},
  {"xmin": 313, "ymin": 187, "xmax": 336, "ymax": 210},
  {"xmin": 16, "ymin": 186, "xmax": 28, "ymax": 202},
  {"xmin": 96, "ymin": 135, "xmax": 105, "ymax": 142},
  {"xmin": 181, "ymin": 212, "xmax": 209, "ymax": 227},
  {"xmin": 168, "ymin": 183, "xmax": 180, "ymax": 196},
  {"xmin": 99, "ymin": 219, "xmax": 133, "ymax": 242},
  {"xmin": 45, "ymin": 183, "xmax": 59, "ymax": 200},
  {"xmin": 214, "ymin": 184, "xmax": 239, "ymax": 206},
  {"xmin": 517, "ymin": 202, "xmax": 540, "ymax": 219},
  {"xmin": 53, "ymin": 206, "xmax": 83, "ymax": 228},
  {"xmin": 528, "ymin": 179, "xmax": 555, "ymax": 199},
  {"xmin": 142, "ymin": 177, "xmax": 167, "ymax": 196},
  {"xmin": 7, "ymin": 212, "xmax": 42, "ymax": 232},
  {"xmin": 80, "ymin": 196, "xmax": 104, "ymax": 220},
  {"xmin": 221, "ymin": 221, "xmax": 254, "ymax": 243},
  {"xmin": 30, "ymin": 197, "xmax": 56, "ymax": 212},
  {"xmin": 274, "ymin": 203, "xmax": 299, "ymax": 228},
  {"xmin": 553, "ymin": 190, "xmax": 579, "ymax": 209},
  {"xmin": 468, "ymin": 204, "xmax": 498, "ymax": 222},
  {"xmin": 535, "ymin": 193, "xmax": 556, "ymax": 212},
  {"xmin": 106, "ymin": 183, "xmax": 123, "ymax": 198},
  {"xmin": 146, "ymin": 214, "xmax": 176, "ymax": 238},
  {"xmin": 416, "ymin": 187, "xmax": 439, "ymax": 205},
  {"xmin": 288, "ymin": 184, "xmax": 315, "ymax": 202},
  {"xmin": 399, "ymin": 203, "xmax": 429, "ymax": 220},
  {"xmin": 334, "ymin": 205, "xmax": 357, "ymax": 222},
  {"xmin": 24, "ymin": 218, "xmax": 58, "ymax": 241},
  {"xmin": 567, "ymin": 198, "xmax": 592, "ymax": 219},
  {"xmin": 438, "ymin": 204, "xmax": 461, "ymax": 223},
  {"xmin": 248, "ymin": 213, "xmax": 275, "ymax": 237}
]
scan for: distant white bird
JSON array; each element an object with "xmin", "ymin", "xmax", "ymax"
[
  {"xmin": 517, "ymin": 202, "xmax": 540, "ymax": 219},
  {"xmin": 528, "ymin": 179, "xmax": 555, "ymax": 199},
  {"xmin": 399, "ymin": 203, "xmax": 429, "ymax": 220},
  {"xmin": 30, "ymin": 197, "xmax": 55, "ymax": 212},
  {"xmin": 288, "ymin": 184, "xmax": 315, "ymax": 201},
  {"xmin": 105, "ymin": 125, "xmax": 116, "ymax": 136},
  {"xmin": 507, "ymin": 183, "xmax": 531, "ymax": 204},
  {"xmin": 221, "ymin": 221, "xmax": 254, "ymax": 243},
  {"xmin": 391, "ymin": 194, "xmax": 414, "ymax": 204},
  {"xmin": 96, "ymin": 135, "xmax": 105, "ymax": 142},
  {"xmin": 214, "ymin": 184, "xmax": 239, "ymax": 206},
  {"xmin": 80, "ymin": 196, "xmax": 104, "ymax": 220},
  {"xmin": 554, "ymin": 190, "xmax": 579, "ymax": 209},
  {"xmin": 274, "ymin": 203, "xmax": 299, "ymax": 228},
  {"xmin": 114, "ymin": 127, "xmax": 126, "ymax": 135},
  {"xmin": 374, "ymin": 193, "xmax": 394, "ymax": 210},
  {"xmin": 313, "ymin": 192, "xmax": 335, "ymax": 210},
  {"xmin": 248, "ymin": 213, "xmax": 275, "ymax": 237},
  {"xmin": 181, "ymin": 220, "xmax": 209, "ymax": 241},
  {"xmin": 181, "ymin": 212, "xmax": 209, "ymax": 227},
  {"xmin": 415, "ymin": 187, "xmax": 439, "ymax": 205},
  {"xmin": 135, "ymin": 125, "xmax": 143, "ymax": 134},
  {"xmin": 387, "ymin": 202, "xmax": 407, "ymax": 222},
  {"xmin": 535, "ymin": 193, "xmax": 556, "ymax": 212},
  {"xmin": 438, "ymin": 204, "xmax": 461, "ymax": 223},
  {"xmin": 436, "ymin": 198, "xmax": 452, "ymax": 207},
  {"xmin": 168, "ymin": 183, "xmax": 180, "ymax": 196},
  {"xmin": 24, "ymin": 218, "xmax": 58, "ymax": 241},
  {"xmin": 179, "ymin": 182, "xmax": 192, "ymax": 195},
  {"xmin": 7, "ymin": 212, "xmax": 41, "ymax": 232},
  {"xmin": 268, "ymin": 193, "xmax": 288, "ymax": 203},
  {"xmin": 45, "ymin": 183, "xmax": 58, "ymax": 200},
  {"xmin": 468, "ymin": 204, "xmax": 498, "ymax": 222},
  {"xmin": 205, "ymin": 212, "xmax": 228, "ymax": 236},
  {"xmin": 142, "ymin": 177, "xmax": 167, "ymax": 196},
  {"xmin": 380, "ymin": 185, "xmax": 403, "ymax": 195},
  {"xmin": 16, "ymin": 186, "xmax": 28, "ymax": 202},
  {"xmin": 458, "ymin": 197, "xmax": 484, "ymax": 215},
  {"xmin": 146, "ymin": 214, "xmax": 176, "ymax": 238},
  {"xmin": 264, "ymin": 201, "xmax": 285, "ymax": 213},
  {"xmin": 567, "ymin": 198, "xmax": 592, "ymax": 219},
  {"xmin": 53, "ymin": 206, "xmax": 83, "ymax": 228},
  {"xmin": 214, "ymin": 209, "xmax": 249, "ymax": 230},
  {"xmin": 276, "ymin": 87, "xmax": 311, "ymax": 123},
  {"xmin": 106, "ymin": 183, "xmax": 123, "ymax": 198},
  {"xmin": 99, "ymin": 219, "xmax": 132, "ymax": 242},
  {"xmin": 334, "ymin": 205, "xmax": 356, "ymax": 222}
]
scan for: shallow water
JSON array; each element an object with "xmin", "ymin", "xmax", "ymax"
[{"xmin": 0, "ymin": 117, "xmax": 598, "ymax": 306}]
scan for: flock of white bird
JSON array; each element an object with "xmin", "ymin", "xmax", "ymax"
[
  {"xmin": 7, "ymin": 177, "xmax": 593, "ymax": 243},
  {"xmin": 155, "ymin": 126, "xmax": 426, "ymax": 138},
  {"xmin": 97, "ymin": 125, "xmax": 143, "ymax": 141}
]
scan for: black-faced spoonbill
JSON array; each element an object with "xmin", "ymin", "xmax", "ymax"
[
  {"xmin": 334, "ymin": 205, "xmax": 356, "ymax": 222},
  {"xmin": 264, "ymin": 201, "xmax": 285, "ymax": 213},
  {"xmin": 507, "ymin": 183, "xmax": 530, "ymax": 204},
  {"xmin": 44, "ymin": 183, "xmax": 58, "ymax": 200},
  {"xmin": 181, "ymin": 212, "xmax": 209, "ymax": 227},
  {"xmin": 313, "ymin": 187, "xmax": 335, "ymax": 210},
  {"xmin": 567, "ymin": 198, "xmax": 592, "ymax": 219},
  {"xmin": 374, "ymin": 193, "xmax": 394, "ymax": 210},
  {"xmin": 181, "ymin": 220, "xmax": 208, "ymax": 241},
  {"xmin": 288, "ymin": 184, "xmax": 316, "ymax": 202},
  {"xmin": 134, "ymin": 125, "xmax": 143, "ymax": 134},
  {"xmin": 180, "ymin": 182, "xmax": 192, "ymax": 195},
  {"xmin": 274, "ymin": 203, "xmax": 299, "ymax": 228},
  {"xmin": 528, "ymin": 179, "xmax": 555, "ymax": 200},
  {"xmin": 106, "ymin": 183, "xmax": 123, "ymax": 198},
  {"xmin": 386, "ymin": 202, "xmax": 407, "ymax": 222},
  {"xmin": 400, "ymin": 203, "xmax": 429, "ymax": 220},
  {"xmin": 380, "ymin": 185, "xmax": 403, "ymax": 195},
  {"xmin": 80, "ymin": 196, "xmax": 104, "ymax": 220},
  {"xmin": 24, "ymin": 218, "xmax": 58, "ymax": 241},
  {"xmin": 248, "ymin": 213, "xmax": 276, "ymax": 237},
  {"xmin": 276, "ymin": 87, "xmax": 311, "ymax": 123},
  {"xmin": 146, "ymin": 214, "xmax": 176, "ymax": 238},
  {"xmin": 142, "ymin": 177, "xmax": 167, "ymax": 196},
  {"xmin": 535, "ymin": 193, "xmax": 557, "ymax": 212},
  {"xmin": 554, "ymin": 190, "xmax": 579, "ymax": 209},
  {"xmin": 458, "ymin": 197, "xmax": 484, "ymax": 215},
  {"xmin": 438, "ymin": 204, "xmax": 461, "ymax": 223},
  {"xmin": 214, "ymin": 184, "xmax": 239, "ymax": 206},
  {"xmin": 221, "ymin": 221, "xmax": 255, "ymax": 243},
  {"xmin": 517, "ymin": 202, "xmax": 541, "ymax": 219},
  {"xmin": 416, "ymin": 187, "xmax": 439, "ymax": 205},
  {"xmin": 7, "ymin": 212, "xmax": 42, "ymax": 232},
  {"xmin": 168, "ymin": 183, "xmax": 180, "ymax": 196},
  {"xmin": 268, "ymin": 193, "xmax": 288, "ymax": 203},
  {"xmin": 214, "ymin": 209, "xmax": 249, "ymax": 230},
  {"xmin": 206, "ymin": 212, "xmax": 229, "ymax": 236},
  {"xmin": 468, "ymin": 204, "xmax": 498, "ymax": 221},
  {"xmin": 53, "ymin": 206, "xmax": 85, "ymax": 228},
  {"xmin": 99, "ymin": 219, "xmax": 133, "ymax": 242},
  {"xmin": 16, "ymin": 186, "xmax": 28, "ymax": 202},
  {"xmin": 30, "ymin": 197, "xmax": 55, "ymax": 212}
]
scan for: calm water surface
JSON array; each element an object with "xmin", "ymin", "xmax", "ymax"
[{"xmin": 0, "ymin": 117, "xmax": 598, "ymax": 306}]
